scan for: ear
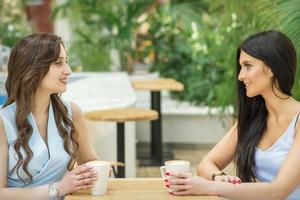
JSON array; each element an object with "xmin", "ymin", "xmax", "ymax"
[{"xmin": 264, "ymin": 66, "xmax": 273, "ymax": 78}]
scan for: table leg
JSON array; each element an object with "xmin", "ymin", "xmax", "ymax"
[
  {"xmin": 137, "ymin": 91, "xmax": 173, "ymax": 166},
  {"xmin": 151, "ymin": 91, "xmax": 162, "ymax": 164},
  {"xmin": 117, "ymin": 122, "xmax": 125, "ymax": 178}
]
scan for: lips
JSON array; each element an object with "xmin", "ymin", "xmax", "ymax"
[
  {"xmin": 243, "ymin": 82, "xmax": 250, "ymax": 89},
  {"xmin": 60, "ymin": 78, "xmax": 68, "ymax": 84}
]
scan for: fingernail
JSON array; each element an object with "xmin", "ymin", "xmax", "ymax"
[
  {"xmin": 164, "ymin": 179, "xmax": 168, "ymax": 182},
  {"xmin": 233, "ymin": 180, "xmax": 236, "ymax": 184},
  {"xmin": 169, "ymin": 192, "xmax": 173, "ymax": 195},
  {"xmin": 166, "ymin": 172, "xmax": 170, "ymax": 176},
  {"xmin": 238, "ymin": 180, "xmax": 241, "ymax": 184},
  {"xmin": 166, "ymin": 184, "xmax": 169, "ymax": 188}
]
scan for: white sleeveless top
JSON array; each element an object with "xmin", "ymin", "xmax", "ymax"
[{"xmin": 255, "ymin": 113, "xmax": 300, "ymax": 200}]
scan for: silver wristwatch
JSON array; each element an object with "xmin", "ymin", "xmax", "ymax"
[{"xmin": 48, "ymin": 183, "xmax": 59, "ymax": 200}]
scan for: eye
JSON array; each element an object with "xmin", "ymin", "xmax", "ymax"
[
  {"xmin": 54, "ymin": 61, "xmax": 63, "ymax": 65},
  {"xmin": 243, "ymin": 63, "xmax": 252, "ymax": 70}
]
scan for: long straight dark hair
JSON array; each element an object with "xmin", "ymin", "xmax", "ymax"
[
  {"xmin": 5, "ymin": 33, "xmax": 79, "ymax": 182},
  {"xmin": 234, "ymin": 30, "xmax": 297, "ymax": 182}
]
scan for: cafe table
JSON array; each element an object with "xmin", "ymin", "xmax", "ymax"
[
  {"xmin": 65, "ymin": 178, "xmax": 222, "ymax": 200},
  {"xmin": 132, "ymin": 78, "xmax": 184, "ymax": 166}
]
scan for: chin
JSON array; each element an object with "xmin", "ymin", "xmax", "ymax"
[
  {"xmin": 60, "ymin": 88, "xmax": 67, "ymax": 93},
  {"xmin": 52, "ymin": 87, "xmax": 67, "ymax": 94},
  {"xmin": 246, "ymin": 92, "xmax": 259, "ymax": 98}
]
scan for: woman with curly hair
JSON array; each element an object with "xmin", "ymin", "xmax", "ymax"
[{"xmin": 0, "ymin": 33, "xmax": 99, "ymax": 200}]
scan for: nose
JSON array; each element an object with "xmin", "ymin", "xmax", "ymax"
[
  {"xmin": 64, "ymin": 63, "xmax": 72, "ymax": 75},
  {"xmin": 238, "ymin": 68, "xmax": 245, "ymax": 81}
]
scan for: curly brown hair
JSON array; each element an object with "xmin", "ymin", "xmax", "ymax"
[{"xmin": 5, "ymin": 33, "xmax": 79, "ymax": 182}]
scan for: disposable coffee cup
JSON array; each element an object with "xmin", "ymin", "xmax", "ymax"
[{"xmin": 86, "ymin": 160, "xmax": 111, "ymax": 195}]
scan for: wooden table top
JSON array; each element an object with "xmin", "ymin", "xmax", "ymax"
[
  {"xmin": 132, "ymin": 78, "xmax": 184, "ymax": 91},
  {"xmin": 85, "ymin": 108, "xmax": 158, "ymax": 122},
  {"xmin": 65, "ymin": 178, "xmax": 221, "ymax": 200}
]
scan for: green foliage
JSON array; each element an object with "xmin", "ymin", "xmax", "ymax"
[
  {"xmin": 143, "ymin": 0, "xmax": 269, "ymax": 108},
  {"xmin": 148, "ymin": 2, "xmax": 221, "ymax": 105},
  {"xmin": 53, "ymin": 0, "xmax": 154, "ymax": 71},
  {"xmin": 260, "ymin": 0, "xmax": 300, "ymax": 100},
  {"xmin": 53, "ymin": 0, "xmax": 300, "ymax": 111},
  {"xmin": 0, "ymin": 0, "xmax": 32, "ymax": 47}
]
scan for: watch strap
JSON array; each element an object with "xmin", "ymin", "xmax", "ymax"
[
  {"xmin": 212, "ymin": 171, "xmax": 227, "ymax": 181},
  {"xmin": 48, "ymin": 183, "xmax": 59, "ymax": 200}
]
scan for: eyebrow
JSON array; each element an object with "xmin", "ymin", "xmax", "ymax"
[
  {"xmin": 57, "ymin": 56, "xmax": 67, "ymax": 60},
  {"xmin": 240, "ymin": 60, "xmax": 252, "ymax": 65}
]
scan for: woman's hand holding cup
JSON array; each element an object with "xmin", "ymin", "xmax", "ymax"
[
  {"xmin": 56, "ymin": 164, "xmax": 98, "ymax": 197},
  {"xmin": 160, "ymin": 160, "xmax": 191, "ymax": 194}
]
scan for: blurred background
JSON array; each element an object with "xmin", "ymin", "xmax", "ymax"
[
  {"xmin": 1, "ymin": 0, "xmax": 300, "ymax": 177},
  {"xmin": 1, "ymin": 0, "xmax": 300, "ymax": 108}
]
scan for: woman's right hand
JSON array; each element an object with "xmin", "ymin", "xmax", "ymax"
[
  {"xmin": 56, "ymin": 164, "xmax": 98, "ymax": 197},
  {"xmin": 214, "ymin": 175, "xmax": 241, "ymax": 184}
]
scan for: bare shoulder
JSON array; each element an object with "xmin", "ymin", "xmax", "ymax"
[
  {"xmin": 0, "ymin": 114, "xmax": 7, "ymax": 188},
  {"xmin": 0, "ymin": 115, "xmax": 7, "ymax": 147},
  {"xmin": 293, "ymin": 101, "xmax": 300, "ymax": 136},
  {"xmin": 0, "ymin": 116, "xmax": 7, "ymax": 160},
  {"xmin": 227, "ymin": 122, "xmax": 238, "ymax": 138},
  {"xmin": 69, "ymin": 101, "xmax": 84, "ymax": 120},
  {"xmin": 294, "ymin": 100, "xmax": 300, "ymax": 111}
]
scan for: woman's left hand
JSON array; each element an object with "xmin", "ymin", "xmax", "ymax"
[{"xmin": 166, "ymin": 172, "xmax": 211, "ymax": 196}]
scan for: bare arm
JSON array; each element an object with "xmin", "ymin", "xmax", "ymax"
[
  {"xmin": 0, "ymin": 117, "xmax": 51, "ymax": 200},
  {"xmin": 201, "ymin": 180, "xmax": 282, "ymax": 200},
  {"xmin": 214, "ymin": 121, "xmax": 300, "ymax": 199},
  {"xmin": 0, "ymin": 186, "xmax": 50, "ymax": 200},
  {"xmin": 0, "ymin": 102, "xmax": 99, "ymax": 199},
  {"xmin": 171, "ymin": 123, "xmax": 300, "ymax": 199},
  {"xmin": 197, "ymin": 123, "xmax": 238, "ymax": 180},
  {"xmin": 70, "ymin": 102, "xmax": 98, "ymax": 164}
]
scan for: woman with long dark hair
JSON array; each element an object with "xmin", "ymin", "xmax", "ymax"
[
  {"xmin": 166, "ymin": 30, "xmax": 300, "ymax": 199},
  {"xmin": 0, "ymin": 33, "xmax": 99, "ymax": 199}
]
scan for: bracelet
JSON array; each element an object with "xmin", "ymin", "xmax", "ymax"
[
  {"xmin": 48, "ymin": 183, "xmax": 59, "ymax": 200},
  {"xmin": 212, "ymin": 171, "xmax": 227, "ymax": 181},
  {"xmin": 48, "ymin": 183, "xmax": 64, "ymax": 200}
]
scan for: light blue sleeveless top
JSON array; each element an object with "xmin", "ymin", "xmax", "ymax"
[
  {"xmin": 0, "ymin": 100, "xmax": 72, "ymax": 187},
  {"xmin": 255, "ymin": 113, "xmax": 300, "ymax": 200}
]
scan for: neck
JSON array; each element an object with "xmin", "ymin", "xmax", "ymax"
[
  {"xmin": 262, "ymin": 89, "xmax": 297, "ymax": 122},
  {"xmin": 32, "ymin": 89, "xmax": 51, "ymax": 115}
]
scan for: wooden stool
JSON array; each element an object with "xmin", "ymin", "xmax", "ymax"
[
  {"xmin": 132, "ymin": 78, "xmax": 184, "ymax": 165},
  {"xmin": 85, "ymin": 108, "xmax": 158, "ymax": 178}
]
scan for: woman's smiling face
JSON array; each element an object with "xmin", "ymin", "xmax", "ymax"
[
  {"xmin": 238, "ymin": 50, "xmax": 273, "ymax": 97},
  {"xmin": 39, "ymin": 44, "xmax": 72, "ymax": 94}
]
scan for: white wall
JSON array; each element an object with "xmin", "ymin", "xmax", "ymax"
[{"xmin": 136, "ymin": 113, "xmax": 232, "ymax": 144}]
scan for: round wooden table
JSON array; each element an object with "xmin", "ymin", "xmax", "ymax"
[{"xmin": 85, "ymin": 108, "xmax": 158, "ymax": 177}]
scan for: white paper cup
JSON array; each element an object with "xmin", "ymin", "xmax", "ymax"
[{"xmin": 86, "ymin": 160, "xmax": 111, "ymax": 195}]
